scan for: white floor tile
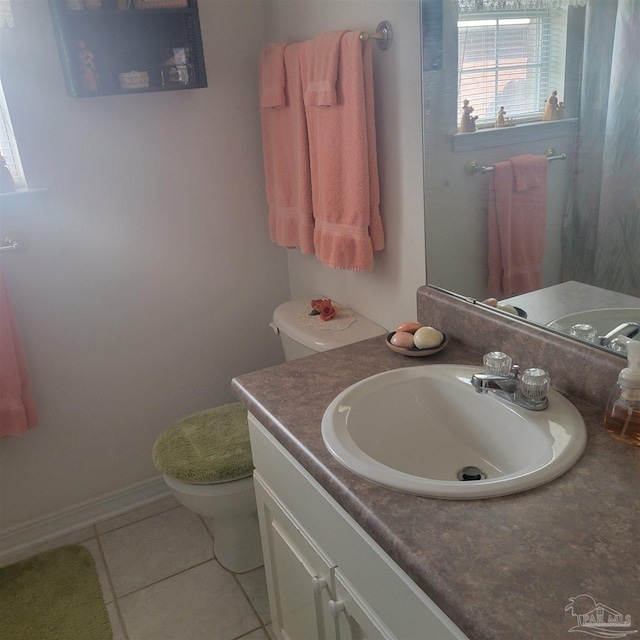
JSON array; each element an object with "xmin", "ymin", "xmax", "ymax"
[
  {"xmin": 237, "ymin": 568, "xmax": 271, "ymax": 625},
  {"xmin": 118, "ymin": 560, "xmax": 261, "ymax": 640},
  {"xmin": 100, "ymin": 506, "xmax": 214, "ymax": 596}
]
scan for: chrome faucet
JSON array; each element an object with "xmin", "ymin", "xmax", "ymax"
[
  {"xmin": 471, "ymin": 354, "xmax": 550, "ymax": 411},
  {"xmin": 600, "ymin": 322, "xmax": 640, "ymax": 350}
]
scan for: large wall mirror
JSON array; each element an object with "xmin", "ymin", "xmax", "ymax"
[{"xmin": 421, "ymin": 0, "xmax": 639, "ymax": 356}]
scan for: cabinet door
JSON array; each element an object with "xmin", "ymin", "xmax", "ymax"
[
  {"xmin": 331, "ymin": 569, "xmax": 391, "ymax": 640},
  {"xmin": 255, "ymin": 473, "xmax": 338, "ymax": 640}
]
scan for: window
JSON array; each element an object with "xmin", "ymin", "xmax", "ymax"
[
  {"xmin": 458, "ymin": 6, "xmax": 568, "ymax": 128},
  {"xmin": 0, "ymin": 77, "xmax": 27, "ymax": 191}
]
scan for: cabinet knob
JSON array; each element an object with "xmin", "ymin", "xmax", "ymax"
[
  {"xmin": 328, "ymin": 599, "xmax": 345, "ymax": 618},
  {"xmin": 312, "ymin": 576, "xmax": 327, "ymax": 595}
]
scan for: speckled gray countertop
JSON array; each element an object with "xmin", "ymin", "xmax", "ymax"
[{"xmin": 232, "ymin": 328, "xmax": 640, "ymax": 640}]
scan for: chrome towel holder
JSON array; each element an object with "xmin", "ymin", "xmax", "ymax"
[
  {"xmin": 359, "ymin": 21, "xmax": 393, "ymax": 50},
  {"xmin": 0, "ymin": 233, "xmax": 26, "ymax": 253},
  {"xmin": 464, "ymin": 148, "xmax": 567, "ymax": 176}
]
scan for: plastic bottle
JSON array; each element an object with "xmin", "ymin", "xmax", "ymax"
[{"xmin": 604, "ymin": 338, "xmax": 640, "ymax": 446}]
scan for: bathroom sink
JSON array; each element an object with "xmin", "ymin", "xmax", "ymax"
[
  {"xmin": 321, "ymin": 365, "xmax": 586, "ymax": 499},
  {"xmin": 548, "ymin": 308, "xmax": 640, "ymax": 340}
]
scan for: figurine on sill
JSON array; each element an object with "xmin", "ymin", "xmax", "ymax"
[
  {"xmin": 543, "ymin": 90, "xmax": 559, "ymax": 121},
  {"xmin": 460, "ymin": 99, "xmax": 478, "ymax": 133},
  {"xmin": 496, "ymin": 106, "xmax": 506, "ymax": 128},
  {"xmin": 78, "ymin": 41, "xmax": 98, "ymax": 92},
  {"xmin": 557, "ymin": 102, "xmax": 565, "ymax": 120}
]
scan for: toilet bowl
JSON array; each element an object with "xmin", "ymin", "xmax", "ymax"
[
  {"xmin": 163, "ymin": 474, "xmax": 262, "ymax": 574},
  {"xmin": 154, "ymin": 298, "xmax": 385, "ymax": 574},
  {"xmin": 152, "ymin": 403, "xmax": 261, "ymax": 573}
]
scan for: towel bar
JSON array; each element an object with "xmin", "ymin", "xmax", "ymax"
[
  {"xmin": 0, "ymin": 233, "xmax": 26, "ymax": 253},
  {"xmin": 464, "ymin": 148, "xmax": 567, "ymax": 176},
  {"xmin": 359, "ymin": 21, "xmax": 393, "ymax": 50}
]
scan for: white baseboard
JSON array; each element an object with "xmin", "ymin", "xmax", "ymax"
[{"xmin": 0, "ymin": 476, "xmax": 170, "ymax": 563}]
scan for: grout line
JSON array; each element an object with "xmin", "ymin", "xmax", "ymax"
[
  {"xmin": 112, "ymin": 557, "xmax": 216, "ymax": 600},
  {"xmin": 95, "ymin": 502, "xmax": 182, "ymax": 536},
  {"xmin": 95, "ymin": 531, "xmax": 130, "ymax": 640},
  {"xmin": 233, "ymin": 625, "xmax": 270, "ymax": 639}
]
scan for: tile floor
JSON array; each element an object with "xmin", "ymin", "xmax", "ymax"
[{"xmin": 4, "ymin": 496, "xmax": 274, "ymax": 640}]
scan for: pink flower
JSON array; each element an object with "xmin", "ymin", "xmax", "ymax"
[{"xmin": 310, "ymin": 298, "xmax": 338, "ymax": 321}]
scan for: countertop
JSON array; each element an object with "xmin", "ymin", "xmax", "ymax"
[
  {"xmin": 232, "ymin": 336, "xmax": 640, "ymax": 640},
  {"xmin": 505, "ymin": 280, "xmax": 640, "ymax": 326}
]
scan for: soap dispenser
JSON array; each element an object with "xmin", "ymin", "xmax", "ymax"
[{"xmin": 604, "ymin": 338, "xmax": 640, "ymax": 446}]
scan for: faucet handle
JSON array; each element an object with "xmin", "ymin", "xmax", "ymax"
[
  {"xmin": 521, "ymin": 368, "xmax": 551, "ymax": 400},
  {"xmin": 483, "ymin": 351, "xmax": 513, "ymax": 375}
]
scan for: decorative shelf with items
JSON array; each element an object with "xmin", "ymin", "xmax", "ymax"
[{"xmin": 48, "ymin": 0, "xmax": 207, "ymax": 98}]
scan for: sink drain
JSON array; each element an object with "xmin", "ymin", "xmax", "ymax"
[{"xmin": 457, "ymin": 466, "xmax": 486, "ymax": 481}]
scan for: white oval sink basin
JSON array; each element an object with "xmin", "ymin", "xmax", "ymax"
[
  {"xmin": 322, "ymin": 365, "xmax": 586, "ymax": 499},
  {"xmin": 548, "ymin": 308, "xmax": 640, "ymax": 338}
]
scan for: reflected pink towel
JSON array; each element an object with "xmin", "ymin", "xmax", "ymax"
[
  {"xmin": 259, "ymin": 43, "xmax": 314, "ymax": 254},
  {"xmin": 302, "ymin": 31, "xmax": 385, "ymax": 271},
  {"xmin": 0, "ymin": 270, "xmax": 38, "ymax": 437},
  {"xmin": 487, "ymin": 154, "xmax": 548, "ymax": 296},
  {"xmin": 301, "ymin": 30, "xmax": 347, "ymax": 106}
]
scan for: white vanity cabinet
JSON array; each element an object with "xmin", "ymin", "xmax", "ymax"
[{"xmin": 248, "ymin": 413, "xmax": 469, "ymax": 640}]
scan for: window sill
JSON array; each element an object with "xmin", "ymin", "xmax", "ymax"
[
  {"xmin": 451, "ymin": 118, "xmax": 578, "ymax": 153},
  {"xmin": 0, "ymin": 188, "xmax": 47, "ymax": 216}
]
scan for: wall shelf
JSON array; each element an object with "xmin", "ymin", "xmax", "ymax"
[{"xmin": 48, "ymin": 0, "xmax": 207, "ymax": 98}]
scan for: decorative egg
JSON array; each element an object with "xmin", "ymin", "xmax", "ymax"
[
  {"xmin": 395, "ymin": 321, "xmax": 422, "ymax": 334},
  {"xmin": 390, "ymin": 331, "xmax": 416, "ymax": 349},
  {"xmin": 413, "ymin": 326, "xmax": 444, "ymax": 349},
  {"xmin": 497, "ymin": 303, "xmax": 518, "ymax": 315}
]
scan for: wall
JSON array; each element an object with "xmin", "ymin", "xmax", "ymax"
[
  {"xmin": 0, "ymin": 0, "xmax": 428, "ymax": 549},
  {"xmin": 265, "ymin": 0, "xmax": 427, "ymax": 331},
  {"xmin": 0, "ymin": 0, "xmax": 291, "ymax": 538}
]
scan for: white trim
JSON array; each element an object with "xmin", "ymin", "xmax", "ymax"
[{"xmin": 0, "ymin": 476, "xmax": 170, "ymax": 562}]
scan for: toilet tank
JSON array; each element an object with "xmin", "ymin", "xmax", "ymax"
[{"xmin": 271, "ymin": 298, "xmax": 387, "ymax": 361}]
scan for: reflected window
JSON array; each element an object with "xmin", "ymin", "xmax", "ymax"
[{"xmin": 458, "ymin": 6, "xmax": 568, "ymax": 127}]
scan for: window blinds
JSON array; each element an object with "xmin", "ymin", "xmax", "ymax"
[{"xmin": 0, "ymin": 78, "xmax": 27, "ymax": 190}]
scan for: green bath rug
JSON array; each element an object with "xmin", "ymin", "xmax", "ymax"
[{"xmin": 0, "ymin": 544, "xmax": 112, "ymax": 640}]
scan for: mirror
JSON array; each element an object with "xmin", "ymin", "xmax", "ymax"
[{"xmin": 420, "ymin": 0, "xmax": 640, "ymax": 356}]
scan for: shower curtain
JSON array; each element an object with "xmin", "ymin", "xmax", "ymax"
[{"xmin": 562, "ymin": 0, "xmax": 640, "ymax": 296}]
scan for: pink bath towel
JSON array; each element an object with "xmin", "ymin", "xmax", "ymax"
[
  {"xmin": 487, "ymin": 154, "xmax": 548, "ymax": 296},
  {"xmin": 302, "ymin": 31, "xmax": 385, "ymax": 271},
  {"xmin": 259, "ymin": 43, "xmax": 315, "ymax": 254},
  {"xmin": 259, "ymin": 42, "xmax": 287, "ymax": 108},
  {"xmin": 301, "ymin": 30, "xmax": 347, "ymax": 107},
  {"xmin": 0, "ymin": 269, "xmax": 38, "ymax": 437}
]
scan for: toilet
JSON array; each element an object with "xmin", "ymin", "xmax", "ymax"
[
  {"xmin": 153, "ymin": 298, "xmax": 386, "ymax": 573},
  {"xmin": 271, "ymin": 297, "xmax": 387, "ymax": 360}
]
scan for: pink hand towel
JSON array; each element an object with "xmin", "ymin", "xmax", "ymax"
[
  {"xmin": 0, "ymin": 270, "xmax": 38, "ymax": 437},
  {"xmin": 301, "ymin": 30, "xmax": 347, "ymax": 107},
  {"xmin": 259, "ymin": 43, "xmax": 315, "ymax": 254},
  {"xmin": 259, "ymin": 42, "xmax": 287, "ymax": 108},
  {"xmin": 302, "ymin": 32, "xmax": 385, "ymax": 271},
  {"xmin": 510, "ymin": 153, "xmax": 545, "ymax": 192},
  {"xmin": 487, "ymin": 154, "xmax": 548, "ymax": 296}
]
